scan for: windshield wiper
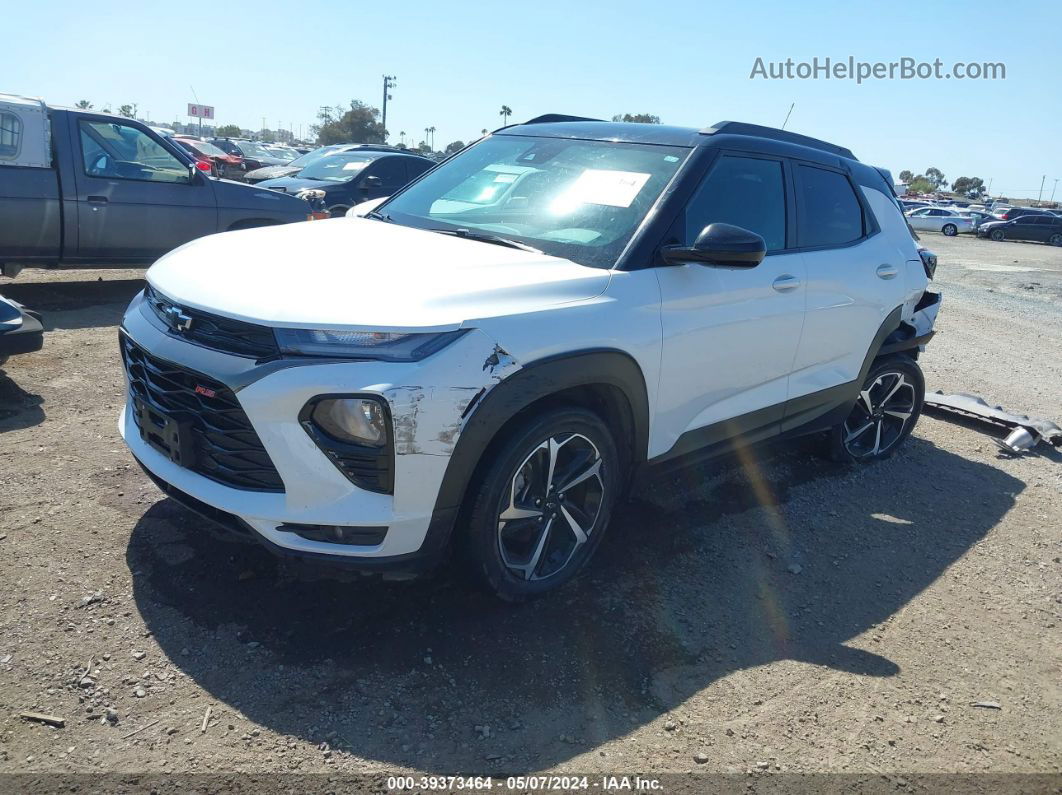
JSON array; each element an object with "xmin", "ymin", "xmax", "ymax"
[
  {"xmin": 365, "ymin": 210, "xmax": 392, "ymax": 222},
  {"xmin": 428, "ymin": 228, "xmax": 543, "ymax": 254}
]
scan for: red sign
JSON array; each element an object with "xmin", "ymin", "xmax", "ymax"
[{"xmin": 187, "ymin": 103, "xmax": 215, "ymax": 120}]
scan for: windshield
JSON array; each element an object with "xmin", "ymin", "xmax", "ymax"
[
  {"xmin": 239, "ymin": 142, "xmax": 271, "ymax": 158},
  {"xmin": 376, "ymin": 135, "xmax": 690, "ymax": 268},
  {"xmin": 296, "ymin": 152, "xmax": 374, "ymax": 182},
  {"xmin": 191, "ymin": 140, "xmax": 227, "ymax": 158}
]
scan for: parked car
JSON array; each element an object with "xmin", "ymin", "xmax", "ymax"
[
  {"xmin": 905, "ymin": 207, "xmax": 975, "ymax": 236},
  {"xmin": 258, "ymin": 150, "xmax": 434, "ymax": 217},
  {"xmin": 993, "ymin": 206, "xmax": 1054, "ymax": 221},
  {"xmin": 173, "ymin": 137, "xmax": 243, "ymax": 178},
  {"xmin": 245, "ymin": 144, "xmax": 402, "ymax": 184},
  {"xmin": 0, "ymin": 294, "xmax": 43, "ymax": 367},
  {"xmin": 900, "ymin": 200, "xmax": 930, "ymax": 212},
  {"xmin": 118, "ymin": 116, "xmax": 940, "ymax": 600},
  {"xmin": 960, "ymin": 210, "xmax": 994, "ymax": 229},
  {"xmin": 978, "ymin": 215, "xmax": 1062, "ymax": 245},
  {"xmin": 0, "ymin": 93, "xmax": 315, "ymax": 277},
  {"xmin": 208, "ymin": 138, "xmax": 288, "ymax": 172}
]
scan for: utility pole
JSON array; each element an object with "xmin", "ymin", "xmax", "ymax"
[
  {"xmin": 1037, "ymin": 174, "xmax": 1046, "ymax": 204},
  {"xmin": 1051, "ymin": 178, "xmax": 1059, "ymax": 204},
  {"xmin": 381, "ymin": 75, "xmax": 396, "ymax": 141}
]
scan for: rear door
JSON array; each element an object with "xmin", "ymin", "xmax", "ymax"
[
  {"xmin": 787, "ymin": 163, "xmax": 909, "ymax": 406},
  {"xmin": 72, "ymin": 117, "xmax": 217, "ymax": 259}
]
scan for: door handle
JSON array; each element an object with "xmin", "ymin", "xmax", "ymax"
[
  {"xmin": 87, "ymin": 196, "xmax": 109, "ymax": 204},
  {"xmin": 876, "ymin": 264, "xmax": 899, "ymax": 280},
  {"xmin": 772, "ymin": 274, "xmax": 801, "ymax": 292}
]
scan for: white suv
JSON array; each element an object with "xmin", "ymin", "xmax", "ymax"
[{"xmin": 119, "ymin": 117, "xmax": 941, "ymax": 600}]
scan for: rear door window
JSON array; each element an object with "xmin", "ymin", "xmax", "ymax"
[{"xmin": 796, "ymin": 165, "xmax": 865, "ymax": 248}]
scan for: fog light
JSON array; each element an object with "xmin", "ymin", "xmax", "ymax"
[
  {"xmin": 310, "ymin": 397, "xmax": 387, "ymax": 447},
  {"xmin": 278, "ymin": 523, "xmax": 387, "ymax": 546}
]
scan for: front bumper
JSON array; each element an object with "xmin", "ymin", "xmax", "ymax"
[
  {"xmin": 0, "ymin": 300, "xmax": 44, "ymax": 360},
  {"xmin": 119, "ymin": 291, "xmax": 515, "ymax": 572}
]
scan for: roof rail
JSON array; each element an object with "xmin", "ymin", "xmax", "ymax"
[
  {"xmin": 522, "ymin": 113, "xmax": 604, "ymax": 125},
  {"xmin": 701, "ymin": 120, "xmax": 856, "ymax": 161}
]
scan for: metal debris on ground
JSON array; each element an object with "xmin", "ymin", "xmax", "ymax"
[
  {"xmin": 923, "ymin": 392, "xmax": 1062, "ymax": 454},
  {"xmin": 971, "ymin": 701, "xmax": 1002, "ymax": 710}
]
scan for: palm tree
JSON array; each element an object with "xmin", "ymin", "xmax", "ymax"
[
  {"xmin": 499, "ymin": 105, "xmax": 512, "ymax": 124},
  {"xmin": 75, "ymin": 100, "xmax": 93, "ymax": 110},
  {"xmin": 428, "ymin": 125, "xmax": 436, "ymax": 150},
  {"xmin": 399, "ymin": 131, "xmax": 406, "ymax": 145}
]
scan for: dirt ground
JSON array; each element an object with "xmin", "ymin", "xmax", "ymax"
[{"xmin": 0, "ymin": 232, "xmax": 1059, "ymax": 782}]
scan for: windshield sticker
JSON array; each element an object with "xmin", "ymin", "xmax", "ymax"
[
  {"xmin": 342, "ymin": 161, "xmax": 368, "ymax": 171},
  {"xmin": 553, "ymin": 169, "xmax": 651, "ymax": 211}
]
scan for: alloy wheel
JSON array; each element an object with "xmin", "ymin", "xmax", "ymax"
[
  {"xmin": 842, "ymin": 372, "xmax": 917, "ymax": 459},
  {"xmin": 942, "ymin": 224, "xmax": 957, "ymax": 236},
  {"xmin": 497, "ymin": 432, "xmax": 604, "ymax": 581}
]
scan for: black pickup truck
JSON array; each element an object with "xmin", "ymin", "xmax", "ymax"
[{"xmin": 0, "ymin": 94, "xmax": 315, "ymax": 278}]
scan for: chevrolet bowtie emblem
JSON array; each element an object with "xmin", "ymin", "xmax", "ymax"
[{"xmin": 163, "ymin": 305, "xmax": 193, "ymax": 333}]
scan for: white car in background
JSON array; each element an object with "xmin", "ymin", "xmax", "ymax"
[{"xmin": 905, "ymin": 207, "xmax": 976, "ymax": 236}]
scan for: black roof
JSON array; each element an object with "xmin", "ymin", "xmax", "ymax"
[{"xmin": 496, "ymin": 115, "xmax": 859, "ymax": 163}]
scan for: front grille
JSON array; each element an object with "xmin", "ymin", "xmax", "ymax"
[
  {"xmin": 121, "ymin": 333, "xmax": 285, "ymax": 492},
  {"xmin": 144, "ymin": 285, "xmax": 279, "ymax": 359}
]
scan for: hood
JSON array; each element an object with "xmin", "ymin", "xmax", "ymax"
[
  {"xmin": 147, "ymin": 218, "xmax": 611, "ymax": 332},
  {"xmin": 255, "ymin": 176, "xmax": 323, "ymax": 193},
  {"xmin": 210, "ymin": 178, "xmax": 310, "ymax": 211},
  {"xmin": 246, "ymin": 165, "xmax": 301, "ymax": 182}
]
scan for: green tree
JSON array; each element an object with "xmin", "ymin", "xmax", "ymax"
[
  {"xmin": 907, "ymin": 177, "xmax": 934, "ymax": 194},
  {"xmin": 312, "ymin": 100, "xmax": 386, "ymax": 145},
  {"xmin": 924, "ymin": 167, "xmax": 947, "ymax": 191},
  {"xmin": 444, "ymin": 140, "xmax": 466, "ymax": 155},
  {"xmin": 499, "ymin": 105, "xmax": 512, "ymax": 124},
  {"xmin": 898, "ymin": 170, "xmax": 914, "ymax": 183},
  {"xmin": 75, "ymin": 100, "xmax": 93, "ymax": 110},
  {"xmin": 611, "ymin": 113, "xmax": 661, "ymax": 124},
  {"xmin": 215, "ymin": 124, "xmax": 242, "ymax": 137},
  {"xmin": 118, "ymin": 104, "xmax": 137, "ymax": 119},
  {"xmin": 951, "ymin": 176, "xmax": 986, "ymax": 198}
]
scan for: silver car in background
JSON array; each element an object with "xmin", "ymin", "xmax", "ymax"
[{"xmin": 905, "ymin": 207, "xmax": 976, "ymax": 236}]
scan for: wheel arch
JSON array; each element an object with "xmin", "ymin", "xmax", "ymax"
[{"xmin": 423, "ymin": 348, "xmax": 650, "ymax": 553}]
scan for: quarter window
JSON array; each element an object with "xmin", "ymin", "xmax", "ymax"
[
  {"xmin": 0, "ymin": 111, "xmax": 22, "ymax": 160},
  {"xmin": 684, "ymin": 155, "xmax": 787, "ymax": 251},
  {"xmin": 797, "ymin": 165, "xmax": 865, "ymax": 247}
]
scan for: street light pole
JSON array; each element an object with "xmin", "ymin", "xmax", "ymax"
[
  {"xmin": 1052, "ymin": 179, "xmax": 1059, "ymax": 204},
  {"xmin": 381, "ymin": 75, "xmax": 396, "ymax": 142},
  {"xmin": 1038, "ymin": 174, "xmax": 1046, "ymax": 204}
]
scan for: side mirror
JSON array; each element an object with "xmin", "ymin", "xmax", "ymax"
[
  {"xmin": 660, "ymin": 223, "xmax": 766, "ymax": 267},
  {"xmin": 361, "ymin": 175, "xmax": 383, "ymax": 192}
]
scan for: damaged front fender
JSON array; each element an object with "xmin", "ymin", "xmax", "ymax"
[{"xmin": 382, "ymin": 330, "xmax": 521, "ymax": 457}]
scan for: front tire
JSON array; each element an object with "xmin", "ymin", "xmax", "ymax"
[
  {"xmin": 1049, "ymin": 233, "xmax": 1062, "ymax": 247},
  {"xmin": 463, "ymin": 407, "xmax": 621, "ymax": 601},
  {"xmin": 990, "ymin": 228, "xmax": 1006, "ymax": 241},
  {"xmin": 942, "ymin": 223, "xmax": 958, "ymax": 236},
  {"xmin": 829, "ymin": 356, "xmax": 924, "ymax": 463}
]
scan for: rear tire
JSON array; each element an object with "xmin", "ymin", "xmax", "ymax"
[
  {"xmin": 828, "ymin": 356, "xmax": 924, "ymax": 464},
  {"xmin": 990, "ymin": 228, "xmax": 1006, "ymax": 241},
  {"xmin": 942, "ymin": 223, "xmax": 957, "ymax": 236},
  {"xmin": 462, "ymin": 406, "xmax": 621, "ymax": 601},
  {"xmin": 1049, "ymin": 233, "xmax": 1062, "ymax": 247},
  {"xmin": 328, "ymin": 205, "xmax": 350, "ymax": 218}
]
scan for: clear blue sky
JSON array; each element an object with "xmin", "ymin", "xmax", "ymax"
[{"xmin": 7, "ymin": 0, "xmax": 1060, "ymax": 199}]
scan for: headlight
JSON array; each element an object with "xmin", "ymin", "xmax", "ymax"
[
  {"xmin": 295, "ymin": 188, "xmax": 326, "ymax": 201},
  {"xmin": 310, "ymin": 397, "xmax": 387, "ymax": 446},
  {"xmin": 274, "ymin": 328, "xmax": 464, "ymax": 361}
]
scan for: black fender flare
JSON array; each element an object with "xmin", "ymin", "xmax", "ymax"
[{"xmin": 421, "ymin": 349, "xmax": 650, "ymax": 554}]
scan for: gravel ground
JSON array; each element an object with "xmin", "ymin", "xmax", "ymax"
[{"xmin": 0, "ymin": 233, "xmax": 1059, "ymax": 780}]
